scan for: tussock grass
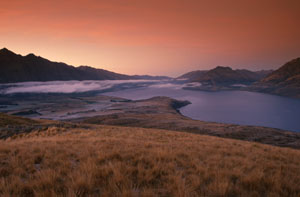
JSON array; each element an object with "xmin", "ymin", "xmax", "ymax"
[{"xmin": 0, "ymin": 126, "xmax": 300, "ymax": 196}]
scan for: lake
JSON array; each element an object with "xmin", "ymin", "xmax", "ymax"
[
  {"xmin": 103, "ymin": 83, "xmax": 300, "ymax": 132},
  {"xmin": 1, "ymin": 80, "xmax": 300, "ymax": 132}
]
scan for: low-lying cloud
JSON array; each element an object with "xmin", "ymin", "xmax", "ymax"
[
  {"xmin": 0, "ymin": 80, "xmax": 158, "ymax": 94},
  {"xmin": 149, "ymin": 83, "xmax": 184, "ymax": 89}
]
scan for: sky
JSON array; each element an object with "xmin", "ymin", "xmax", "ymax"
[{"xmin": 1, "ymin": 0, "xmax": 300, "ymax": 77}]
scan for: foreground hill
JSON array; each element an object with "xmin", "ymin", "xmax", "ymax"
[
  {"xmin": 250, "ymin": 57, "xmax": 300, "ymax": 98},
  {"xmin": 178, "ymin": 67, "xmax": 271, "ymax": 86},
  {"xmin": 0, "ymin": 121, "xmax": 300, "ymax": 196},
  {"xmin": 0, "ymin": 48, "xmax": 170, "ymax": 83},
  {"xmin": 0, "ymin": 112, "xmax": 88, "ymax": 139}
]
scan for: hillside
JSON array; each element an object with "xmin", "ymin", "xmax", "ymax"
[
  {"xmin": 193, "ymin": 67, "xmax": 272, "ymax": 85},
  {"xmin": 177, "ymin": 70, "xmax": 207, "ymax": 80},
  {"xmin": 0, "ymin": 48, "xmax": 130, "ymax": 83},
  {"xmin": 251, "ymin": 57, "xmax": 300, "ymax": 98},
  {"xmin": 197, "ymin": 67, "xmax": 253, "ymax": 85},
  {"xmin": 0, "ymin": 112, "xmax": 92, "ymax": 139},
  {"xmin": 178, "ymin": 59, "xmax": 300, "ymax": 99},
  {"xmin": 77, "ymin": 67, "xmax": 171, "ymax": 81},
  {"xmin": 178, "ymin": 67, "xmax": 271, "ymax": 86},
  {"xmin": 0, "ymin": 48, "xmax": 169, "ymax": 83},
  {"xmin": 0, "ymin": 120, "xmax": 300, "ymax": 196},
  {"xmin": 131, "ymin": 75, "xmax": 171, "ymax": 80}
]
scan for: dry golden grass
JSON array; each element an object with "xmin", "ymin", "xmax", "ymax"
[{"xmin": 0, "ymin": 125, "xmax": 300, "ymax": 196}]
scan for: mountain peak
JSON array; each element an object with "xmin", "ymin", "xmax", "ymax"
[
  {"xmin": 214, "ymin": 66, "xmax": 232, "ymax": 71},
  {"xmin": 26, "ymin": 53, "xmax": 37, "ymax": 58},
  {"xmin": 0, "ymin": 48, "xmax": 16, "ymax": 55},
  {"xmin": 0, "ymin": 47, "xmax": 9, "ymax": 51}
]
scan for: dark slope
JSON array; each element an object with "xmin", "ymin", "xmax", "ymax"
[
  {"xmin": 0, "ymin": 48, "xmax": 130, "ymax": 83},
  {"xmin": 177, "ymin": 70, "xmax": 207, "ymax": 80},
  {"xmin": 178, "ymin": 66, "xmax": 271, "ymax": 85},
  {"xmin": 77, "ymin": 66, "xmax": 131, "ymax": 80},
  {"xmin": 193, "ymin": 66, "xmax": 269, "ymax": 85},
  {"xmin": 0, "ymin": 48, "xmax": 170, "ymax": 83},
  {"xmin": 251, "ymin": 57, "xmax": 300, "ymax": 98},
  {"xmin": 0, "ymin": 48, "xmax": 84, "ymax": 82}
]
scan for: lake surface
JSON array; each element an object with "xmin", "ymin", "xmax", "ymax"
[
  {"xmin": 103, "ymin": 84, "xmax": 300, "ymax": 132},
  {"xmin": 1, "ymin": 80, "xmax": 300, "ymax": 132}
]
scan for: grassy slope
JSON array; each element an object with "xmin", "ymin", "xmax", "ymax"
[
  {"xmin": 0, "ymin": 112, "xmax": 38, "ymax": 126},
  {"xmin": 1, "ymin": 125, "xmax": 300, "ymax": 196},
  {"xmin": 0, "ymin": 113, "xmax": 92, "ymax": 139}
]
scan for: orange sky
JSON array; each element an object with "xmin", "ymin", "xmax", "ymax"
[{"xmin": 1, "ymin": 0, "xmax": 300, "ymax": 76}]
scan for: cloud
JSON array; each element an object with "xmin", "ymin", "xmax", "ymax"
[
  {"xmin": 149, "ymin": 83, "xmax": 184, "ymax": 89},
  {"xmin": 0, "ymin": 80, "xmax": 157, "ymax": 94},
  {"xmin": 182, "ymin": 82, "xmax": 202, "ymax": 88}
]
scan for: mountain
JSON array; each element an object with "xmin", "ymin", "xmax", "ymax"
[
  {"xmin": 236, "ymin": 69, "xmax": 273, "ymax": 82},
  {"xmin": 198, "ymin": 66, "xmax": 255, "ymax": 85},
  {"xmin": 180, "ymin": 66, "xmax": 271, "ymax": 86},
  {"xmin": 0, "ymin": 48, "xmax": 170, "ymax": 83},
  {"xmin": 0, "ymin": 48, "xmax": 129, "ymax": 83},
  {"xmin": 77, "ymin": 67, "xmax": 171, "ymax": 80},
  {"xmin": 131, "ymin": 75, "xmax": 171, "ymax": 80},
  {"xmin": 77, "ymin": 66, "xmax": 131, "ymax": 80},
  {"xmin": 251, "ymin": 57, "xmax": 300, "ymax": 98},
  {"xmin": 254, "ymin": 69, "xmax": 275, "ymax": 79},
  {"xmin": 177, "ymin": 70, "xmax": 208, "ymax": 80}
]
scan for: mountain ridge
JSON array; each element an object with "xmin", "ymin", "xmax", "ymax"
[
  {"xmin": 178, "ymin": 66, "xmax": 272, "ymax": 85},
  {"xmin": 0, "ymin": 48, "xmax": 170, "ymax": 83},
  {"xmin": 250, "ymin": 57, "xmax": 300, "ymax": 98}
]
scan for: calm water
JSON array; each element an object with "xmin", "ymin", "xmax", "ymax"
[
  {"xmin": 104, "ymin": 85, "xmax": 300, "ymax": 132},
  {"xmin": 1, "ymin": 80, "xmax": 300, "ymax": 132}
]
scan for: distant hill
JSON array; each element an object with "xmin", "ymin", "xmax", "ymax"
[
  {"xmin": 251, "ymin": 57, "xmax": 300, "ymax": 98},
  {"xmin": 0, "ymin": 48, "xmax": 170, "ymax": 83},
  {"xmin": 197, "ymin": 66, "xmax": 255, "ymax": 85},
  {"xmin": 177, "ymin": 70, "xmax": 208, "ymax": 80},
  {"xmin": 131, "ymin": 75, "xmax": 171, "ymax": 80},
  {"xmin": 77, "ymin": 66, "xmax": 130, "ymax": 80},
  {"xmin": 179, "ymin": 66, "xmax": 272, "ymax": 86},
  {"xmin": 77, "ymin": 66, "xmax": 171, "ymax": 81}
]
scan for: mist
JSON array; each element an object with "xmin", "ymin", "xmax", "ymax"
[{"xmin": 0, "ymin": 80, "xmax": 160, "ymax": 94}]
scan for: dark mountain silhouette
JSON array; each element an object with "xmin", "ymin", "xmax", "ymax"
[
  {"xmin": 254, "ymin": 70, "xmax": 275, "ymax": 80},
  {"xmin": 177, "ymin": 70, "xmax": 208, "ymax": 80},
  {"xmin": 0, "ymin": 48, "xmax": 170, "ymax": 83},
  {"xmin": 77, "ymin": 66, "xmax": 131, "ymax": 80},
  {"xmin": 251, "ymin": 57, "xmax": 300, "ymax": 98},
  {"xmin": 179, "ymin": 66, "xmax": 271, "ymax": 85},
  {"xmin": 131, "ymin": 75, "xmax": 171, "ymax": 80},
  {"xmin": 198, "ymin": 66, "xmax": 254, "ymax": 85}
]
